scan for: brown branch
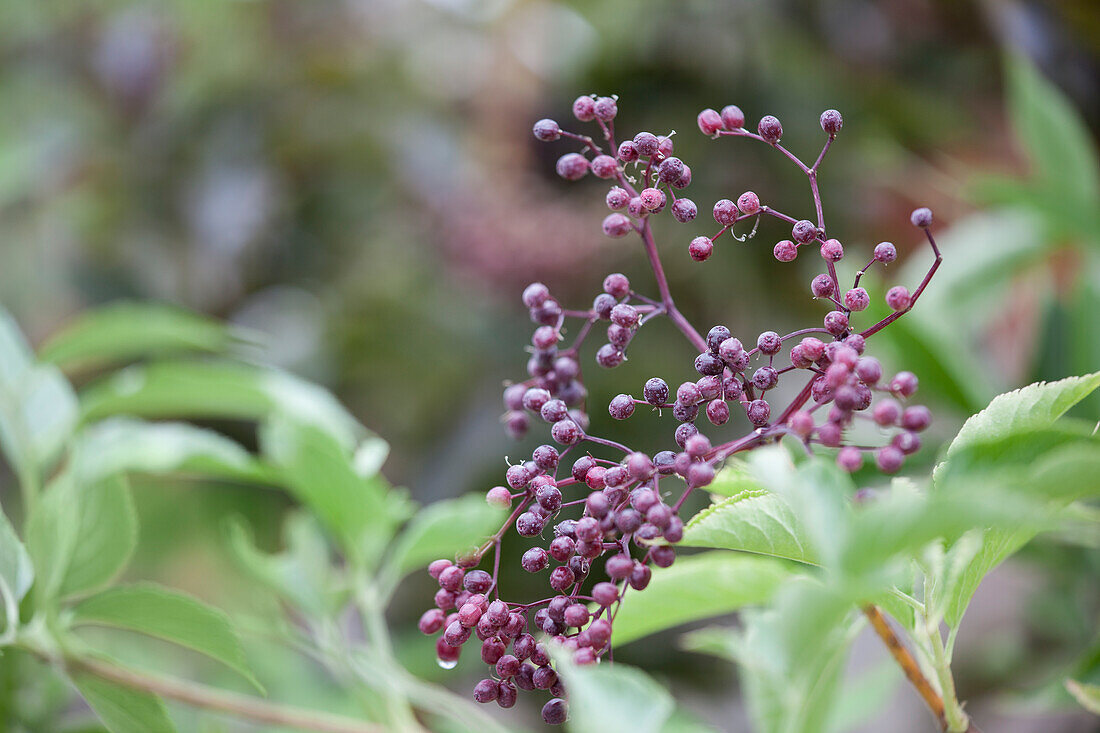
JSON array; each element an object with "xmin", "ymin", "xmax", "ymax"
[
  {"xmin": 862, "ymin": 605, "xmax": 947, "ymax": 730},
  {"xmin": 65, "ymin": 655, "xmax": 386, "ymax": 733}
]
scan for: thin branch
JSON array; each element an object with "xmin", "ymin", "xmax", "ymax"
[
  {"xmin": 862, "ymin": 605, "xmax": 947, "ymax": 731},
  {"xmin": 64, "ymin": 655, "xmax": 386, "ymax": 733}
]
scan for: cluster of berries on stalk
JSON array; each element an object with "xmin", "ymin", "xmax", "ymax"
[{"xmin": 421, "ymin": 94, "xmax": 942, "ymax": 725}]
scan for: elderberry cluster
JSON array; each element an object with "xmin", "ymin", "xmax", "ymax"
[{"xmin": 420, "ymin": 94, "xmax": 942, "ymax": 725}]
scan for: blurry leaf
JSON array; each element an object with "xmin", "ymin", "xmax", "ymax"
[
  {"xmin": 745, "ymin": 448, "xmax": 852, "ymax": 570},
  {"xmin": 704, "ymin": 459, "xmax": 763, "ymax": 497},
  {"xmin": 1004, "ymin": 53, "xmax": 1100, "ymax": 230},
  {"xmin": 27, "ymin": 475, "xmax": 137, "ymax": 601},
  {"xmin": 39, "ymin": 303, "xmax": 248, "ymax": 372},
  {"xmin": 679, "ymin": 488, "xmax": 817, "ymax": 565},
  {"xmin": 660, "ymin": 709, "xmax": 718, "ymax": 733},
  {"xmin": 72, "ymin": 673, "xmax": 175, "ymax": 733},
  {"xmin": 259, "ymin": 415, "xmax": 401, "ymax": 561},
  {"xmin": 225, "ymin": 513, "xmax": 344, "ymax": 616},
  {"xmin": 554, "ymin": 655, "xmax": 674, "ymax": 733},
  {"xmin": 717, "ymin": 579, "xmax": 859, "ymax": 733},
  {"xmin": 0, "ymin": 503, "xmax": 33, "ymax": 603},
  {"xmin": 611, "ymin": 552, "xmax": 791, "ymax": 646},
  {"xmin": 78, "ymin": 361, "xmax": 364, "ymax": 451},
  {"xmin": 384, "ymin": 494, "xmax": 504, "ymax": 580},
  {"xmin": 73, "ymin": 584, "xmax": 260, "ymax": 691},
  {"xmin": 0, "ymin": 308, "xmax": 78, "ymax": 480},
  {"xmin": 825, "ymin": 660, "xmax": 901, "ymax": 733},
  {"xmin": 69, "ymin": 418, "xmax": 274, "ymax": 486},
  {"xmin": 1066, "ymin": 679, "xmax": 1100, "ymax": 716}
]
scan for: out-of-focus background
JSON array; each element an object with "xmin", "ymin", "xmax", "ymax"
[{"xmin": 2, "ymin": 0, "xmax": 1098, "ymax": 730}]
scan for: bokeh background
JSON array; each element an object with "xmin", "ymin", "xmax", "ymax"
[{"xmin": 2, "ymin": 0, "xmax": 1098, "ymax": 730}]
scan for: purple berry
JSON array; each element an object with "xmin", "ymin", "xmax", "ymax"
[
  {"xmin": 811, "ymin": 274, "xmax": 834, "ymax": 298},
  {"xmin": 617, "ymin": 140, "xmax": 639, "ymax": 162},
  {"xmin": 901, "ymin": 405, "xmax": 932, "ymax": 432},
  {"xmin": 819, "ymin": 109, "xmax": 843, "ymax": 134},
  {"xmin": 876, "ymin": 446, "xmax": 904, "ymax": 474},
  {"xmin": 606, "ymin": 186, "xmax": 630, "ymax": 210},
  {"xmin": 533, "ymin": 119, "xmax": 561, "ymax": 141},
  {"xmin": 697, "ymin": 108, "xmax": 723, "ymax": 135},
  {"xmin": 874, "ymin": 241, "xmax": 897, "ymax": 263},
  {"xmin": 657, "ymin": 157, "xmax": 685, "ymax": 184},
  {"xmin": 591, "ymin": 154, "xmax": 619, "ymax": 179},
  {"xmin": 758, "ymin": 115, "xmax": 783, "ymax": 143},
  {"xmin": 633, "ymin": 132, "xmax": 659, "ymax": 157},
  {"xmin": 572, "ymin": 95, "xmax": 596, "ymax": 121},
  {"xmin": 556, "ymin": 153, "xmax": 589, "ymax": 181},
  {"xmin": 602, "ymin": 213, "xmax": 632, "ymax": 238},
  {"xmin": 792, "ymin": 219, "xmax": 816, "ymax": 244},
  {"xmin": 774, "ymin": 239, "xmax": 798, "ymax": 262},
  {"xmin": 844, "ymin": 287, "xmax": 869, "ymax": 311},
  {"xmin": 609, "ymin": 394, "xmax": 635, "ymax": 419},
  {"xmin": 747, "ymin": 399, "xmax": 771, "ymax": 426},
  {"xmin": 910, "ymin": 207, "xmax": 933, "ymax": 228},
  {"xmin": 820, "ymin": 238, "xmax": 844, "ymax": 261},
  {"xmin": 720, "ymin": 105, "xmax": 746, "ymax": 129},
  {"xmin": 640, "ymin": 187, "xmax": 665, "ymax": 211},
  {"xmin": 889, "ymin": 371, "xmax": 919, "ymax": 397},
  {"xmin": 713, "ymin": 199, "xmax": 738, "ymax": 225},
  {"xmin": 595, "ymin": 344, "xmax": 624, "ymax": 369},
  {"xmin": 672, "ymin": 197, "xmax": 698, "ymax": 223},
  {"xmin": 594, "ymin": 96, "xmax": 617, "ymax": 121},
  {"xmin": 737, "ymin": 191, "xmax": 760, "ymax": 215},
  {"xmin": 542, "ymin": 698, "xmax": 568, "ymax": 725},
  {"xmin": 837, "ymin": 446, "xmax": 863, "ymax": 472},
  {"xmin": 757, "ymin": 330, "xmax": 782, "ymax": 355},
  {"xmin": 689, "ymin": 236, "xmax": 714, "ymax": 262},
  {"xmin": 886, "ymin": 286, "xmax": 911, "ymax": 311},
  {"xmin": 824, "ymin": 310, "xmax": 850, "ymax": 336}
]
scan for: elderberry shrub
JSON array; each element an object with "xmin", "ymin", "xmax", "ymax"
[{"xmin": 422, "ymin": 94, "xmax": 943, "ymax": 724}]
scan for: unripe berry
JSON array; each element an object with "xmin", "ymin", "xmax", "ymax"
[
  {"xmin": 572, "ymin": 95, "xmax": 596, "ymax": 121},
  {"xmin": 591, "ymin": 154, "xmax": 618, "ymax": 179},
  {"xmin": 820, "ymin": 109, "xmax": 843, "ymax": 134},
  {"xmin": 676, "ymin": 381, "xmax": 702, "ymax": 406},
  {"xmin": 643, "ymin": 377, "xmax": 669, "ymax": 405},
  {"xmin": 602, "ymin": 213, "xmax": 632, "ymax": 238},
  {"xmin": 844, "ymin": 287, "xmax": 870, "ymax": 311},
  {"xmin": 486, "ymin": 486, "xmax": 511, "ymax": 509},
  {"xmin": 844, "ymin": 334, "xmax": 866, "ymax": 354},
  {"xmin": 889, "ymin": 371, "xmax": 919, "ymax": 397},
  {"xmin": 542, "ymin": 698, "xmax": 567, "ymax": 725},
  {"xmin": 873, "ymin": 399, "xmax": 901, "ymax": 426},
  {"xmin": 811, "ymin": 274, "xmax": 834, "ymax": 298},
  {"xmin": 910, "ymin": 207, "xmax": 933, "ymax": 228},
  {"xmin": 594, "ymin": 344, "xmax": 624, "ymax": 369},
  {"xmin": 893, "ymin": 431, "xmax": 922, "ymax": 455},
  {"xmin": 817, "ymin": 421, "xmax": 842, "ymax": 446},
  {"xmin": 799, "ymin": 337, "xmax": 826, "ymax": 362},
  {"xmin": 824, "ymin": 310, "xmax": 850, "ymax": 336},
  {"xmin": 720, "ymin": 105, "xmax": 746, "ymax": 129},
  {"xmin": 855, "ymin": 356, "xmax": 882, "ymax": 384},
  {"xmin": 633, "ymin": 132, "xmax": 659, "ymax": 157},
  {"xmin": 629, "ymin": 562, "xmax": 652, "ymax": 590},
  {"xmin": 672, "ymin": 164, "xmax": 692, "ymax": 189},
  {"xmin": 584, "ymin": 466, "xmax": 607, "ymax": 490},
  {"xmin": 533, "ymin": 118, "xmax": 561, "ymax": 141},
  {"xmin": 752, "ymin": 365, "xmax": 779, "ymax": 390},
  {"xmin": 536, "ymin": 483, "xmax": 563, "ymax": 512},
  {"xmin": 736, "ymin": 191, "xmax": 761, "ymax": 215},
  {"xmin": 657, "ymin": 156, "xmax": 685, "ymax": 183},
  {"xmin": 672, "ymin": 197, "xmax": 698, "ymax": 223},
  {"xmin": 820, "ymin": 238, "xmax": 844, "ymax": 261},
  {"xmin": 610, "ymin": 303, "xmax": 639, "ymax": 328},
  {"xmin": 609, "ymin": 394, "xmax": 635, "ymax": 419},
  {"xmin": 556, "ymin": 153, "xmax": 589, "ymax": 180},
  {"xmin": 551, "ymin": 418, "xmax": 582, "ymax": 445},
  {"xmin": 695, "ymin": 351, "xmax": 724, "ymax": 376},
  {"xmin": 606, "ymin": 186, "xmax": 630, "ymax": 210},
  {"xmin": 605, "ymin": 554, "xmax": 633, "ymax": 579},
  {"xmin": 758, "ymin": 115, "xmax": 783, "ymax": 143},
  {"xmin": 419, "ymin": 608, "xmax": 445, "ymax": 634},
  {"xmin": 713, "ymin": 199, "xmax": 738, "ymax": 225},
  {"xmin": 439, "ymin": 565, "xmax": 465, "ymax": 591},
  {"xmin": 593, "ymin": 96, "xmax": 617, "ymax": 121},
  {"xmin": 697, "ymin": 108, "xmax": 723, "ymax": 135},
  {"xmin": 789, "ymin": 410, "xmax": 815, "ymax": 438},
  {"xmin": 689, "ymin": 236, "xmax": 713, "ymax": 262},
  {"xmin": 837, "ymin": 446, "xmax": 863, "ymax": 472},
  {"xmin": 876, "ymin": 446, "xmax": 904, "ymax": 474},
  {"xmin": 718, "ymin": 337, "xmax": 744, "ymax": 364},
  {"xmin": 792, "ymin": 219, "xmax": 817, "ymax": 244},
  {"xmin": 640, "ymin": 187, "xmax": 665, "ymax": 211},
  {"xmin": 617, "ymin": 140, "xmax": 639, "ymax": 162},
  {"xmin": 874, "ymin": 241, "xmax": 897, "ymax": 263},
  {"xmin": 901, "ymin": 405, "xmax": 932, "ymax": 432},
  {"xmin": 549, "ymin": 565, "xmax": 575, "ymax": 591},
  {"xmin": 706, "ymin": 398, "xmax": 730, "ymax": 425},
  {"xmin": 747, "ymin": 399, "xmax": 771, "ymax": 426},
  {"xmin": 428, "ymin": 558, "xmax": 453, "ymax": 580},
  {"xmin": 757, "ymin": 330, "xmax": 782, "ymax": 355},
  {"xmin": 886, "ymin": 286, "xmax": 911, "ymax": 311},
  {"xmin": 774, "ymin": 239, "xmax": 798, "ymax": 262},
  {"xmin": 685, "ymin": 433, "xmax": 712, "ymax": 457}
]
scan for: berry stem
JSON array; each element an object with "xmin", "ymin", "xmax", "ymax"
[
  {"xmin": 810, "ymin": 134, "xmax": 835, "ymax": 173},
  {"xmin": 859, "ymin": 226, "xmax": 943, "ymax": 339},
  {"xmin": 638, "ymin": 219, "xmax": 708, "ymax": 353}
]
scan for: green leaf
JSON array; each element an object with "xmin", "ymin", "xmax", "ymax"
[
  {"xmin": 940, "ymin": 371, "xmax": 1100, "ymax": 471},
  {"xmin": 225, "ymin": 512, "xmax": 346, "ymax": 616},
  {"xmin": 259, "ymin": 415, "xmax": 404, "ymax": 560},
  {"xmin": 679, "ymin": 488, "xmax": 817, "ymax": 565},
  {"xmin": 78, "ymin": 361, "xmax": 365, "ymax": 451},
  {"xmin": 384, "ymin": 494, "xmax": 504, "ymax": 580},
  {"xmin": 825, "ymin": 660, "xmax": 901, "ymax": 733},
  {"xmin": 0, "ymin": 308, "xmax": 78, "ymax": 480},
  {"xmin": 72, "ymin": 673, "xmax": 176, "ymax": 733},
  {"xmin": 1005, "ymin": 52, "xmax": 1100, "ymax": 220},
  {"xmin": 611, "ymin": 552, "xmax": 791, "ymax": 646},
  {"xmin": 555, "ymin": 655, "xmax": 674, "ymax": 733},
  {"xmin": 1066, "ymin": 679, "xmax": 1100, "ymax": 716},
  {"xmin": 72, "ymin": 584, "xmax": 260, "ymax": 691},
  {"xmin": 39, "ymin": 302, "xmax": 248, "ymax": 372},
  {"xmin": 69, "ymin": 418, "xmax": 274, "ymax": 486},
  {"xmin": 27, "ymin": 475, "xmax": 137, "ymax": 601},
  {"xmin": 0, "ymin": 504, "xmax": 33, "ymax": 603},
  {"xmin": 703, "ymin": 459, "xmax": 763, "ymax": 497}
]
